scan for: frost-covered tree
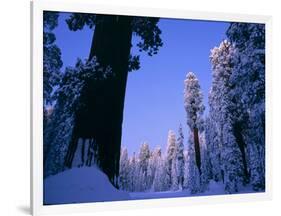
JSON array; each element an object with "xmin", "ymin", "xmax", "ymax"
[
  {"xmin": 205, "ymin": 116, "xmax": 221, "ymax": 181},
  {"xmin": 185, "ymin": 133, "xmax": 201, "ymax": 193},
  {"xmin": 152, "ymin": 158, "xmax": 170, "ymax": 192},
  {"xmin": 184, "ymin": 72, "xmax": 205, "ymax": 175},
  {"xmin": 138, "ymin": 142, "xmax": 151, "ymax": 191},
  {"xmin": 147, "ymin": 147, "xmax": 162, "ymax": 190},
  {"xmin": 43, "ymin": 11, "xmax": 63, "ymax": 171},
  {"xmin": 44, "ymin": 58, "xmax": 112, "ymax": 177},
  {"xmin": 209, "ymin": 40, "xmax": 245, "ymax": 193},
  {"xmin": 183, "ymin": 149, "xmax": 189, "ymax": 190},
  {"xmin": 119, "ymin": 148, "xmax": 130, "ymax": 190},
  {"xmin": 43, "ymin": 11, "xmax": 62, "ymax": 106},
  {"xmin": 171, "ymin": 159, "xmax": 179, "ymax": 191},
  {"xmin": 127, "ymin": 152, "xmax": 138, "ymax": 191},
  {"xmin": 176, "ymin": 124, "xmax": 185, "ymax": 189},
  {"xmin": 165, "ymin": 130, "xmax": 177, "ymax": 189},
  {"xmin": 199, "ymin": 131, "xmax": 212, "ymax": 191},
  {"xmin": 221, "ymin": 120, "xmax": 244, "ymax": 193},
  {"xmin": 226, "ymin": 23, "xmax": 265, "ymax": 191}
]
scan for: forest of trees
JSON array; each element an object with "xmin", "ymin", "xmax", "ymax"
[
  {"xmin": 43, "ymin": 10, "xmax": 265, "ymax": 195},
  {"xmin": 119, "ymin": 23, "xmax": 265, "ymax": 194}
]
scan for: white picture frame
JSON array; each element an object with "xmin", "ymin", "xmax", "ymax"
[{"xmin": 31, "ymin": 0, "xmax": 272, "ymax": 215}]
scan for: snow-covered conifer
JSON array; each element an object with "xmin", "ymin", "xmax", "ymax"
[
  {"xmin": 128, "ymin": 152, "xmax": 137, "ymax": 191},
  {"xmin": 138, "ymin": 142, "xmax": 151, "ymax": 191},
  {"xmin": 176, "ymin": 124, "xmax": 185, "ymax": 189},
  {"xmin": 119, "ymin": 148, "xmax": 130, "ymax": 190},
  {"xmin": 171, "ymin": 159, "xmax": 179, "ymax": 191},
  {"xmin": 226, "ymin": 23, "xmax": 265, "ymax": 191},
  {"xmin": 43, "ymin": 11, "xmax": 62, "ymax": 107},
  {"xmin": 209, "ymin": 40, "xmax": 245, "ymax": 193},
  {"xmin": 147, "ymin": 147, "xmax": 162, "ymax": 190},
  {"xmin": 165, "ymin": 130, "xmax": 177, "ymax": 189},
  {"xmin": 184, "ymin": 72, "xmax": 205, "ymax": 175},
  {"xmin": 185, "ymin": 133, "xmax": 201, "ymax": 193},
  {"xmin": 152, "ymin": 158, "xmax": 169, "ymax": 192},
  {"xmin": 44, "ymin": 58, "xmax": 112, "ymax": 177},
  {"xmin": 204, "ymin": 116, "xmax": 222, "ymax": 182}
]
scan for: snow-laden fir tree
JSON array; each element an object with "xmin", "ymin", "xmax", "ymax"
[
  {"xmin": 44, "ymin": 58, "xmax": 112, "ymax": 177},
  {"xmin": 119, "ymin": 148, "xmax": 130, "ymax": 190},
  {"xmin": 152, "ymin": 157, "xmax": 170, "ymax": 192},
  {"xmin": 176, "ymin": 124, "xmax": 185, "ymax": 189},
  {"xmin": 199, "ymin": 131, "xmax": 212, "ymax": 191},
  {"xmin": 185, "ymin": 133, "xmax": 201, "ymax": 193},
  {"xmin": 204, "ymin": 116, "xmax": 222, "ymax": 182},
  {"xmin": 128, "ymin": 152, "xmax": 138, "ymax": 192},
  {"xmin": 184, "ymin": 72, "xmax": 205, "ymax": 175},
  {"xmin": 138, "ymin": 142, "xmax": 151, "ymax": 191},
  {"xmin": 43, "ymin": 11, "xmax": 62, "ymax": 107},
  {"xmin": 226, "ymin": 23, "xmax": 265, "ymax": 191},
  {"xmin": 183, "ymin": 149, "xmax": 189, "ymax": 190},
  {"xmin": 165, "ymin": 130, "xmax": 177, "ymax": 189},
  {"xmin": 209, "ymin": 40, "xmax": 244, "ymax": 193},
  {"xmin": 152, "ymin": 158, "xmax": 163, "ymax": 192},
  {"xmin": 221, "ymin": 120, "xmax": 244, "ymax": 193},
  {"xmin": 43, "ymin": 11, "xmax": 63, "ymax": 173},
  {"xmin": 147, "ymin": 146, "xmax": 162, "ymax": 190},
  {"xmin": 171, "ymin": 158, "xmax": 179, "ymax": 191}
]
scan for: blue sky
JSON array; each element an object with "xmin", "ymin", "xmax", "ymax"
[{"xmin": 54, "ymin": 13, "xmax": 229, "ymax": 155}]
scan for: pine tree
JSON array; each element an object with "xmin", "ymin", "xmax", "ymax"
[
  {"xmin": 226, "ymin": 23, "xmax": 265, "ymax": 191},
  {"xmin": 171, "ymin": 159, "xmax": 179, "ymax": 191},
  {"xmin": 138, "ymin": 142, "xmax": 151, "ymax": 191},
  {"xmin": 128, "ymin": 152, "xmax": 137, "ymax": 191},
  {"xmin": 221, "ymin": 120, "xmax": 244, "ymax": 193},
  {"xmin": 147, "ymin": 147, "xmax": 162, "ymax": 190},
  {"xmin": 43, "ymin": 11, "xmax": 62, "ymax": 106},
  {"xmin": 176, "ymin": 124, "xmax": 185, "ymax": 189},
  {"xmin": 183, "ymin": 149, "xmax": 189, "ymax": 190},
  {"xmin": 209, "ymin": 40, "xmax": 245, "ymax": 193},
  {"xmin": 119, "ymin": 148, "xmax": 130, "ymax": 190},
  {"xmin": 44, "ymin": 58, "xmax": 110, "ymax": 177},
  {"xmin": 165, "ymin": 130, "xmax": 177, "ymax": 189},
  {"xmin": 199, "ymin": 131, "xmax": 212, "ymax": 191},
  {"xmin": 43, "ymin": 11, "xmax": 63, "ymax": 174},
  {"xmin": 184, "ymin": 72, "xmax": 205, "ymax": 175},
  {"xmin": 185, "ymin": 133, "xmax": 201, "ymax": 193},
  {"xmin": 152, "ymin": 158, "xmax": 169, "ymax": 192},
  {"xmin": 152, "ymin": 158, "xmax": 163, "ymax": 192},
  {"xmin": 205, "ymin": 116, "xmax": 222, "ymax": 182}
]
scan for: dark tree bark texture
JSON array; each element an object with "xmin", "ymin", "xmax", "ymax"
[
  {"xmin": 233, "ymin": 123, "xmax": 249, "ymax": 182},
  {"xmin": 193, "ymin": 127, "xmax": 201, "ymax": 175},
  {"xmin": 64, "ymin": 14, "xmax": 133, "ymax": 187}
]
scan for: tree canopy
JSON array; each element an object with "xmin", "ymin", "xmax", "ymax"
[{"xmin": 65, "ymin": 13, "xmax": 163, "ymax": 71}]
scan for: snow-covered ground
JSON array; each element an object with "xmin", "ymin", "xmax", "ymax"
[
  {"xmin": 44, "ymin": 167, "xmax": 260, "ymax": 205},
  {"xmin": 130, "ymin": 181, "xmax": 257, "ymax": 200},
  {"xmin": 44, "ymin": 167, "xmax": 130, "ymax": 205}
]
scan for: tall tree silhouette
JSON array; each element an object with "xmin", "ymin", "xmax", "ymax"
[
  {"xmin": 184, "ymin": 72, "xmax": 205, "ymax": 175},
  {"xmin": 63, "ymin": 13, "xmax": 163, "ymax": 186}
]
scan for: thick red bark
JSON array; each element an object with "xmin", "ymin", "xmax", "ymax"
[{"xmin": 193, "ymin": 127, "xmax": 201, "ymax": 175}]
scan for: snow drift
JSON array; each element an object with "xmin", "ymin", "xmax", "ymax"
[{"xmin": 44, "ymin": 166, "xmax": 131, "ymax": 205}]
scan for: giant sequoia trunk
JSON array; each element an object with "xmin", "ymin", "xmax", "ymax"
[
  {"xmin": 193, "ymin": 127, "xmax": 201, "ymax": 175},
  {"xmin": 64, "ymin": 15, "xmax": 133, "ymax": 187}
]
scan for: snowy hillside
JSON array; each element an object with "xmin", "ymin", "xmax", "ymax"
[{"xmin": 44, "ymin": 167, "xmax": 130, "ymax": 205}]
